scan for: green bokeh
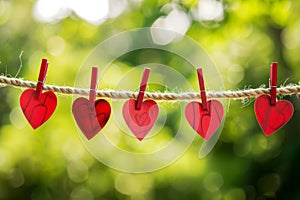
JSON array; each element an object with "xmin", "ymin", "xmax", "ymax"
[{"xmin": 0, "ymin": 0, "xmax": 300, "ymax": 199}]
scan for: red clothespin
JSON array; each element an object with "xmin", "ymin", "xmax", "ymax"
[
  {"xmin": 136, "ymin": 68, "xmax": 150, "ymax": 110},
  {"xmin": 197, "ymin": 68, "xmax": 207, "ymax": 110},
  {"xmin": 270, "ymin": 62, "xmax": 278, "ymax": 105},
  {"xmin": 35, "ymin": 58, "xmax": 48, "ymax": 99},
  {"xmin": 89, "ymin": 67, "xmax": 98, "ymax": 106}
]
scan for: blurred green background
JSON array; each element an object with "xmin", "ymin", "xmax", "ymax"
[{"xmin": 1, "ymin": 0, "xmax": 300, "ymax": 199}]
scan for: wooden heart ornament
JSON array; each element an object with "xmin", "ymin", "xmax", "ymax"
[
  {"xmin": 185, "ymin": 100, "xmax": 224, "ymax": 140},
  {"xmin": 254, "ymin": 95, "xmax": 294, "ymax": 136},
  {"xmin": 72, "ymin": 97, "xmax": 111, "ymax": 140},
  {"xmin": 122, "ymin": 99, "xmax": 159, "ymax": 141},
  {"xmin": 20, "ymin": 89, "xmax": 57, "ymax": 129}
]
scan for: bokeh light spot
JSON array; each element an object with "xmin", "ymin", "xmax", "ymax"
[
  {"xmin": 70, "ymin": 186, "xmax": 94, "ymax": 200},
  {"xmin": 71, "ymin": 0, "xmax": 109, "ymax": 25},
  {"xmin": 9, "ymin": 107, "xmax": 26, "ymax": 129},
  {"xmin": 33, "ymin": 0, "xmax": 109, "ymax": 25},
  {"xmin": 0, "ymin": 1, "xmax": 11, "ymax": 25},
  {"xmin": 67, "ymin": 161, "xmax": 89, "ymax": 183},
  {"xmin": 224, "ymin": 188, "xmax": 246, "ymax": 200},
  {"xmin": 203, "ymin": 172, "xmax": 224, "ymax": 192},
  {"xmin": 47, "ymin": 36, "xmax": 66, "ymax": 56},
  {"xmin": 198, "ymin": 0, "xmax": 224, "ymax": 21},
  {"xmin": 115, "ymin": 174, "xmax": 153, "ymax": 195}
]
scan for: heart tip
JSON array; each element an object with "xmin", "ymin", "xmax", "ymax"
[
  {"xmin": 199, "ymin": 134, "xmax": 211, "ymax": 141},
  {"xmin": 262, "ymin": 129, "xmax": 277, "ymax": 137},
  {"xmin": 85, "ymin": 136, "xmax": 94, "ymax": 140},
  {"xmin": 202, "ymin": 136, "xmax": 212, "ymax": 141},
  {"xmin": 32, "ymin": 125, "xmax": 39, "ymax": 130},
  {"xmin": 264, "ymin": 132, "xmax": 276, "ymax": 137},
  {"xmin": 83, "ymin": 133, "xmax": 95, "ymax": 140},
  {"xmin": 137, "ymin": 137, "xmax": 144, "ymax": 141}
]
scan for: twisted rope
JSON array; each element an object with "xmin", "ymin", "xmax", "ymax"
[{"xmin": 0, "ymin": 76, "xmax": 299, "ymax": 100}]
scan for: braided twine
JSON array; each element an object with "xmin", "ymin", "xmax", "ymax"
[{"xmin": 0, "ymin": 76, "xmax": 299, "ymax": 101}]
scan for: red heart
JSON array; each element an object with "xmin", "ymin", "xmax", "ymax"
[
  {"xmin": 254, "ymin": 95, "xmax": 294, "ymax": 136},
  {"xmin": 185, "ymin": 100, "xmax": 224, "ymax": 140},
  {"xmin": 72, "ymin": 97, "xmax": 111, "ymax": 140},
  {"xmin": 122, "ymin": 99, "xmax": 159, "ymax": 141},
  {"xmin": 20, "ymin": 89, "xmax": 57, "ymax": 129}
]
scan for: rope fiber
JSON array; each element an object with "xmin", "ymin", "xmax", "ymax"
[{"xmin": 0, "ymin": 75, "xmax": 299, "ymax": 101}]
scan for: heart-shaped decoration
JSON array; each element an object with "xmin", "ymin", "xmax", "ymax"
[
  {"xmin": 122, "ymin": 99, "xmax": 159, "ymax": 141},
  {"xmin": 72, "ymin": 97, "xmax": 111, "ymax": 140},
  {"xmin": 254, "ymin": 95, "xmax": 294, "ymax": 136},
  {"xmin": 20, "ymin": 89, "xmax": 57, "ymax": 129},
  {"xmin": 185, "ymin": 100, "xmax": 224, "ymax": 140}
]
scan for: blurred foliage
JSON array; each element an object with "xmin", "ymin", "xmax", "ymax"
[{"xmin": 0, "ymin": 0, "xmax": 300, "ymax": 199}]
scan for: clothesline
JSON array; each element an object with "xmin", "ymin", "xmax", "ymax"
[{"xmin": 0, "ymin": 75, "xmax": 299, "ymax": 100}]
